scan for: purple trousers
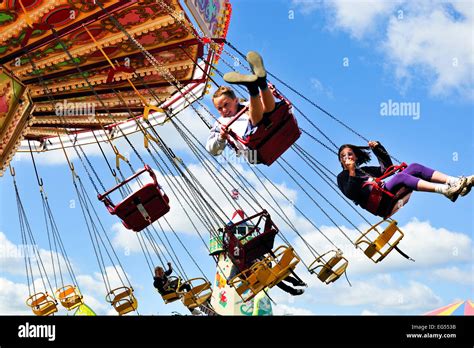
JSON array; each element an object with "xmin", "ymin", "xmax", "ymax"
[{"xmin": 384, "ymin": 163, "xmax": 435, "ymax": 192}]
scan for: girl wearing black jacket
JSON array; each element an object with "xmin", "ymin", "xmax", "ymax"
[{"xmin": 337, "ymin": 141, "xmax": 473, "ymax": 216}]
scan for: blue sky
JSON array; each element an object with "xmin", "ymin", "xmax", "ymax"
[{"xmin": 0, "ymin": 0, "xmax": 473, "ymax": 316}]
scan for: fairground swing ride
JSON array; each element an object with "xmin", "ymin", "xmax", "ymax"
[{"xmin": 0, "ymin": 0, "xmax": 415, "ymax": 317}]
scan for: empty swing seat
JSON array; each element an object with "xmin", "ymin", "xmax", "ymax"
[
  {"xmin": 309, "ymin": 250, "xmax": 349, "ymax": 284},
  {"xmin": 106, "ymin": 286, "xmax": 138, "ymax": 316},
  {"xmin": 229, "ymin": 245, "xmax": 301, "ymax": 302},
  {"xmin": 230, "ymin": 261, "xmax": 274, "ymax": 301},
  {"xmin": 98, "ymin": 165, "xmax": 170, "ymax": 232},
  {"xmin": 26, "ymin": 292, "xmax": 58, "ymax": 316},
  {"xmin": 355, "ymin": 219, "xmax": 404, "ymax": 263},
  {"xmin": 177, "ymin": 278, "xmax": 212, "ymax": 310}
]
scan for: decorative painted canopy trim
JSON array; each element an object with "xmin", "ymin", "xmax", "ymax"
[{"xmin": 0, "ymin": 90, "xmax": 33, "ymax": 177}]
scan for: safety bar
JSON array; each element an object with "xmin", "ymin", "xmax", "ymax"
[{"xmin": 98, "ymin": 164, "xmax": 157, "ymax": 201}]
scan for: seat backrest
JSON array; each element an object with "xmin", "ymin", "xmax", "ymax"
[
  {"xmin": 162, "ymin": 291, "xmax": 180, "ymax": 303},
  {"xmin": 375, "ymin": 221, "xmax": 398, "ymax": 250},
  {"xmin": 243, "ymin": 228, "xmax": 277, "ymax": 267},
  {"xmin": 388, "ymin": 189, "xmax": 412, "ymax": 217},
  {"xmin": 57, "ymin": 285, "xmax": 77, "ymax": 299},
  {"xmin": 244, "ymin": 101, "xmax": 290, "ymax": 147},
  {"xmin": 363, "ymin": 242, "xmax": 378, "ymax": 258},
  {"xmin": 335, "ymin": 263, "xmax": 348, "ymax": 276},
  {"xmin": 224, "ymin": 230, "xmax": 246, "ymax": 271},
  {"xmin": 236, "ymin": 282, "xmax": 251, "ymax": 297},
  {"xmin": 114, "ymin": 184, "xmax": 170, "ymax": 231},
  {"xmin": 324, "ymin": 258, "xmax": 348, "ymax": 284},
  {"xmin": 61, "ymin": 295, "xmax": 83, "ymax": 310},
  {"xmin": 114, "ymin": 184, "xmax": 166, "ymax": 217},
  {"xmin": 244, "ymin": 102, "xmax": 301, "ymax": 165},
  {"xmin": 115, "ymin": 296, "xmax": 138, "ymax": 316},
  {"xmin": 182, "ymin": 290, "xmax": 211, "ymax": 308},
  {"xmin": 29, "ymin": 293, "xmax": 48, "ymax": 307},
  {"xmin": 33, "ymin": 301, "xmax": 58, "ymax": 316},
  {"xmin": 317, "ymin": 255, "xmax": 343, "ymax": 282},
  {"xmin": 254, "ymin": 266, "xmax": 275, "ymax": 286},
  {"xmin": 275, "ymin": 247, "xmax": 296, "ymax": 269},
  {"xmin": 187, "ymin": 282, "xmax": 211, "ymax": 298},
  {"xmin": 108, "ymin": 287, "xmax": 132, "ymax": 304}
]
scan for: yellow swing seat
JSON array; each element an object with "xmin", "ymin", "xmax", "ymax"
[
  {"xmin": 106, "ymin": 286, "xmax": 138, "ymax": 316},
  {"xmin": 229, "ymin": 245, "xmax": 301, "ymax": 302},
  {"xmin": 308, "ymin": 250, "xmax": 348, "ymax": 284},
  {"xmin": 355, "ymin": 219, "xmax": 404, "ymax": 263},
  {"xmin": 176, "ymin": 278, "xmax": 212, "ymax": 310},
  {"xmin": 26, "ymin": 292, "xmax": 58, "ymax": 316},
  {"xmin": 56, "ymin": 285, "xmax": 84, "ymax": 311}
]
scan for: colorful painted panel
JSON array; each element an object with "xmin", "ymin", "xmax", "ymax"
[
  {"xmin": 10, "ymin": 4, "xmax": 193, "ymax": 79},
  {"xmin": 0, "ymin": 0, "xmax": 117, "ymax": 56},
  {"xmin": 184, "ymin": 0, "xmax": 228, "ymax": 37}
]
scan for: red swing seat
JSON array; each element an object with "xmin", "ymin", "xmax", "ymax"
[
  {"xmin": 362, "ymin": 163, "xmax": 413, "ymax": 218},
  {"xmin": 223, "ymin": 84, "xmax": 301, "ymax": 166},
  {"xmin": 222, "ymin": 210, "xmax": 278, "ymax": 273},
  {"xmin": 98, "ymin": 165, "xmax": 170, "ymax": 232}
]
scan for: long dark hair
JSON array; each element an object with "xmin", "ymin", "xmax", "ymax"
[{"xmin": 338, "ymin": 144, "xmax": 371, "ymax": 168}]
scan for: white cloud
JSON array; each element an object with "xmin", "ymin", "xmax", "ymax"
[
  {"xmin": 333, "ymin": 278, "xmax": 442, "ymax": 312},
  {"xmin": 310, "ymin": 78, "xmax": 334, "ymax": 98},
  {"xmin": 270, "ymin": 270, "xmax": 443, "ymax": 314},
  {"xmin": 0, "ymin": 275, "xmax": 112, "ymax": 315},
  {"xmin": 272, "ymin": 303, "xmax": 315, "ymax": 315},
  {"xmin": 111, "ymin": 222, "xmax": 146, "ymax": 254},
  {"xmin": 292, "ymin": 218, "xmax": 473, "ymax": 275},
  {"xmin": 384, "ymin": 5, "xmax": 474, "ymax": 99},
  {"xmin": 431, "ymin": 266, "xmax": 474, "ymax": 285},
  {"xmin": 0, "ymin": 231, "xmax": 76, "ymax": 278},
  {"xmin": 361, "ymin": 309, "xmax": 379, "ymax": 315},
  {"xmin": 324, "ymin": 0, "xmax": 398, "ymax": 39},
  {"xmin": 76, "ymin": 266, "xmax": 139, "ymax": 315},
  {"xmin": 269, "ymin": 218, "xmax": 472, "ymax": 314},
  {"xmin": 291, "ymin": 0, "xmax": 323, "ymax": 15},
  {"xmin": 0, "ymin": 232, "xmax": 27, "ymax": 276},
  {"xmin": 293, "ymin": 0, "xmax": 474, "ymax": 100},
  {"xmin": 0, "ymin": 277, "xmax": 32, "ymax": 315},
  {"xmin": 76, "ymin": 266, "xmax": 131, "ymax": 295},
  {"xmin": 153, "ymin": 105, "xmax": 214, "ymax": 153}
]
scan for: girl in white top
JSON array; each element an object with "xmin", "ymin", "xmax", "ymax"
[{"xmin": 206, "ymin": 51, "xmax": 276, "ymax": 160}]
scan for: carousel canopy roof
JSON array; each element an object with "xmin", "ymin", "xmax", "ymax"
[{"xmin": 0, "ymin": 0, "xmax": 231, "ymax": 176}]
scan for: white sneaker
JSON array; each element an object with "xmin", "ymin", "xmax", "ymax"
[
  {"xmin": 460, "ymin": 175, "xmax": 474, "ymax": 197},
  {"xmin": 444, "ymin": 177, "xmax": 467, "ymax": 202}
]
